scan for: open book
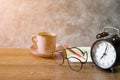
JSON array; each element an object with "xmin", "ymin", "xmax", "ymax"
[{"xmin": 67, "ymin": 47, "xmax": 92, "ymax": 62}]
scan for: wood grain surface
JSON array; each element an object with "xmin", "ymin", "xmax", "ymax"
[{"xmin": 0, "ymin": 48, "xmax": 120, "ymax": 80}]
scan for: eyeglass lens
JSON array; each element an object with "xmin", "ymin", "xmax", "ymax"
[
  {"xmin": 68, "ymin": 57, "xmax": 82, "ymax": 71},
  {"xmin": 53, "ymin": 49, "xmax": 66, "ymax": 65}
]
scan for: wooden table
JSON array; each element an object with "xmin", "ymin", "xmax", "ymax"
[{"xmin": 0, "ymin": 48, "xmax": 120, "ymax": 80}]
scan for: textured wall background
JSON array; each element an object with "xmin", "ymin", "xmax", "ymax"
[{"xmin": 0, "ymin": 0, "xmax": 120, "ymax": 48}]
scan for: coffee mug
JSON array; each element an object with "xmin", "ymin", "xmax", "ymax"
[{"xmin": 31, "ymin": 32, "xmax": 56, "ymax": 57}]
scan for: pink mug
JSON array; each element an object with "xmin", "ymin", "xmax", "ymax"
[{"xmin": 31, "ymin": 32, "xmax": 56, "ymax": 57}]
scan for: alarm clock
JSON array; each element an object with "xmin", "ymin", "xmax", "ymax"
[{"xmin": 91, "ymin": 26, "xmax": 120, "ymax": 72}]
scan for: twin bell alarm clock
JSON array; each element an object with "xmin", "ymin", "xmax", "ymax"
[{"xmin": 91, "ymin": 26, "xmax": 120, "ymax": 72}]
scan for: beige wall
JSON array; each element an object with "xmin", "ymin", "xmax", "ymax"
[{"xmin": 0, "ymin": 0, "xmax": 119, "ymax": 48}]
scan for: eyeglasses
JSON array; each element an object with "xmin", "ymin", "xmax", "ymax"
[{"xmin": 52, "ymin": 47, "xmax": 88, "ymax": 72}]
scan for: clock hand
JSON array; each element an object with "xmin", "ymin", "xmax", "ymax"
[
  {"xmin": 100, "ymin": 44, "xmax": 108, "ymax": 59},
  {"xmin": 100, "ymin": 55, "xmax": 104, "ymax": 60},
  {"xmin": 104, "ymin": 44, "xmax": 108, "ymax": 53}
]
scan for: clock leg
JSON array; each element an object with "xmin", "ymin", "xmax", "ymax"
[{"xmin": 110, "ymin": 68, "xmax": 114, "ymax": 73}]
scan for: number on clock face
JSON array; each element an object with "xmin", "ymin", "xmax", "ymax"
[{"xmin": 91, "ymin": 40, "xmax": 117, "ymax": 69}]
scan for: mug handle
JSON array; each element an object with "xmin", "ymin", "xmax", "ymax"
[{"xmin": 32, "ymin": 35, "xmax": 37, "ymax": 45}]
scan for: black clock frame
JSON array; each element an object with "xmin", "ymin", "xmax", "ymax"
[
  {"xmin": 91, "ymin": 26, "xmax": 120, "ymax": 72},
  {"xmin": 91, "ymin": 38, "xmax": 119, "ymax": 70}
]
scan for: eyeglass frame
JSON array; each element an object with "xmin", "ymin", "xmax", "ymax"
[{"xmin": 52, "ymin": 47, "xmax": 88, "ymax": 72}]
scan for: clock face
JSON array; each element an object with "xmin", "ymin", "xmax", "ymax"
[{"xmin": 91, "ymin": 40, "xmax": 117, "ymax": 69}]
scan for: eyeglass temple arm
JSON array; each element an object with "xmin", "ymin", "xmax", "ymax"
[{"xmin": 63, "ymin": 45, "xmax": 82, "ymax": 58}]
